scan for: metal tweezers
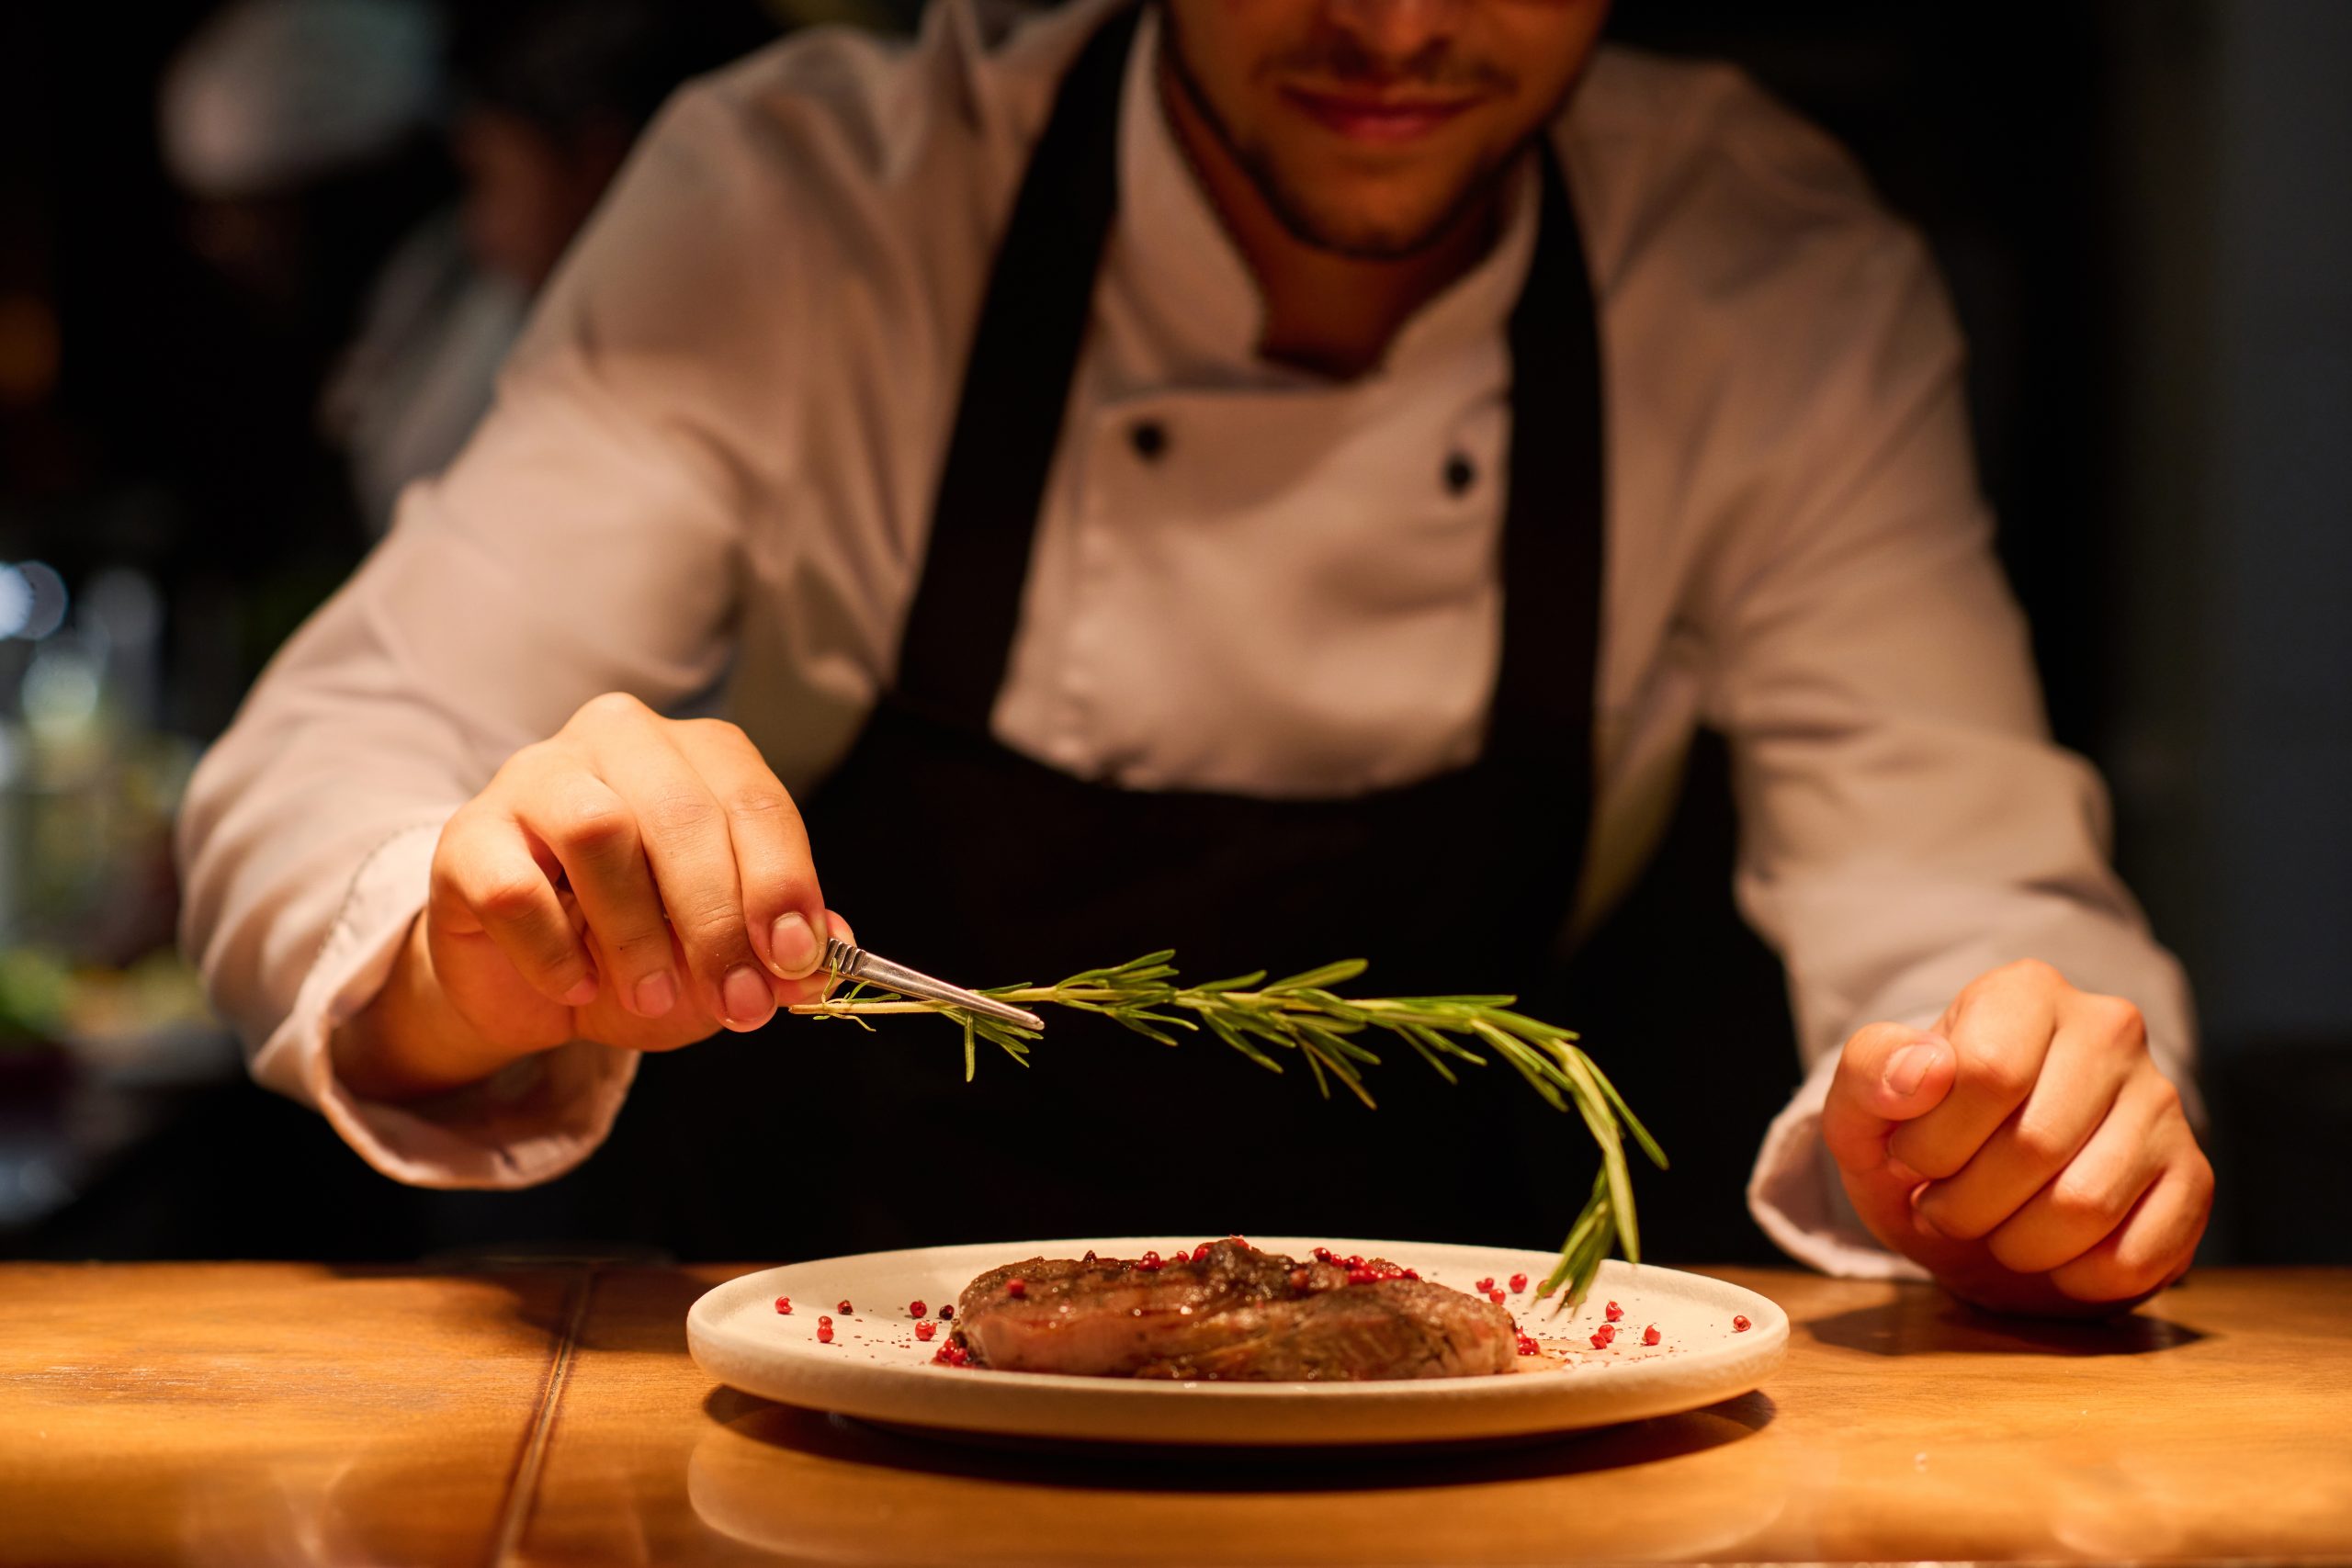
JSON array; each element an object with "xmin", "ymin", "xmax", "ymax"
[{"xmin": 821, "ymin": 937, "xmax": 1046, "ymax": 1032}]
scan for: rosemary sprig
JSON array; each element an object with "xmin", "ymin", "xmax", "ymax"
[{"xmin": 789, "ymin": 950, "xmax": 1667, "ymax": 1309}]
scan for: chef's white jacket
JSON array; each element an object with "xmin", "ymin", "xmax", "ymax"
[{"xmin": 175, "ymin": 0, "xmax": 2199, "ymax": 1278}]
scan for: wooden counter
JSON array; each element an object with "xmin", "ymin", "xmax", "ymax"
[{"xmin": 3, "ymin": 1263, "xmax": 2346, "ymax": 1564}]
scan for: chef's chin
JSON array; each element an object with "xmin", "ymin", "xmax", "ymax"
[{"xmin": 1246, "ymin": 146, "xmax": 1521, "ymax": 263}]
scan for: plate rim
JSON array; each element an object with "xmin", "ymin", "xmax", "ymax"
[{"xmin": 687, "ymin": 1237, "xmax": 1786, "ymax": 1445}]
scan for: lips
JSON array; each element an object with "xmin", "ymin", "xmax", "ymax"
[{"xmin": 1279, "ymin": 85, "xmax": 1480, "ymax": 144}]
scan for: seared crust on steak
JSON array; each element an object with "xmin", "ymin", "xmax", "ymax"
[{"xmin": 951, "ymin": 1241, "xmax": 1516, "ymax": 1381}]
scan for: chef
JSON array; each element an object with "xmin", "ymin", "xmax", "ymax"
[{"xmin": 179, "ymin": 0, "xmax": 2211, "ymax": 1314}]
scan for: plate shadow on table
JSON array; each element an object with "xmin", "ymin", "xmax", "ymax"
[
  {"xmin": 1799, "ymin": 1296, "xmax": 2207, "ymax": 1358},
  {"xmin": 697, "ymin": 1382, "xmax": 1776, "ymax": 1493}
]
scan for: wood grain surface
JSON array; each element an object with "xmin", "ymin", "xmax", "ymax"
[
  {"xmin": 4, "ymin": 1263, "xmax": 2347, "ymax": 1565},
  {"xmin": 0, "ymin": 1263, "xmax": 579, "ymax": 1566}
]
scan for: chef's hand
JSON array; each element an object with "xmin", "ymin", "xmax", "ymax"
[
  {"xmin": 1822, "ymin": 959, "xmax": 2212, "ymax": 1316},
  {"xmin": 334, "ymin": 693, "xmax": 851, "ymax": 1100}
]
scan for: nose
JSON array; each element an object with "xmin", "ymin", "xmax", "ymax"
[{"xmin": 1325, "ymin": 0, "xmax": 1467, "ymax": 58}]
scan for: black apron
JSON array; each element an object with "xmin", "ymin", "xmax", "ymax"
[{"xmin": 609, "ymin": 6, "xmax": 1611, "ymax": 1262}]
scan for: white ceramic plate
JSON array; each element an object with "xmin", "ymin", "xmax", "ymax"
[{"xmin": 687, "ymin": 1237, "xmax": 1785, "ymax": 1448}]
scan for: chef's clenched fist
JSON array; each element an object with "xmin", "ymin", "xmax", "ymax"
[
  {"xmin": 334, "ymin": 693, "xmax": 851, "ymax": 1100},
  {"xmin": 1823, "ymin": 959, "xmax": 2212, "ymax": 1315}
]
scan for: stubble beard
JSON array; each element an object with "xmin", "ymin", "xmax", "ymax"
[{"xmin": 1159, "ymin": 11, "xmax": 1535, "ymax": 264}]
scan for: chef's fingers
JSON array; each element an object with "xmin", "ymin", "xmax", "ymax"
[
  {"xmin": 1824, "ymin": 1023, "xmax": 1956, "ymax": 1171},
  {"xmin": 1982, "ymin": 1069, "xmax": 2175, "ymax": 1277},
  {"xmin": 2048, "ymin": 1134, "xmax": 2213, "ymax": 1304},
  {"xmin": 514, "ymin": 772, "xmax": 679, "ymax": 1020},
  {"xmin": 1887, "ymin": 961, "xmax": 2064, "ymax": 1181},
  {"xmin": 668, "ymin": 717, "xmax": 836, "ymax": 1000},
  {"xmin": 570, "ymin": 919, "xmax": 709, "ymax": 1054},
  {"xmin": 574, "ymin": 704, "xmax": 773, "ymax": 1032},
  {"xmin": 1912, "ymin": 995, "xmax": 2143, "ymax": 1241},
  {"xmin": 432, "ymin": 803, "xmax": 598, "ymax": 1009},
  {"xmin": 1822, "ymin": 1021, "xmax": 1956, "ymax": 1247}
]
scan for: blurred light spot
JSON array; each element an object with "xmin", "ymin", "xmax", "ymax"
[
  {"xmin": 21, "ymin": 1157, "xmax": 71, "ymax": 1209},
  {"xmin": 0, "ymin": 567, "xmax": 31, "ymax": 639},
  {"xmin": 85, "ymin": 568, "xmax": 163, "ymax": 647},
  {"xmin": 0, "ymin": 295, "xmax": 62, "ymax": 409},
  {"xmin": 23, "ymin": 646, "xmax": 102, "ymax": 728},
  {"xmin": 161, "ymin": 0, "xmax": 445, "ymax": 197},
  {"xmin": 15, "ymin": 563, "xmax": 68, "ymax": 641}
]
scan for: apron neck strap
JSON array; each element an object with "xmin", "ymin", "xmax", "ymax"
[
  {"xmin": 1491, "ymin": 142, "xmax": 1604, "ymax": 784},
  {"xmin": 891, "ymin": 5, "xmax": 1142, "ymax": 728}
]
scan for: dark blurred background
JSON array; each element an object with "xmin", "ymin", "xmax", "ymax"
[{"xmin": 1, "ymin": 1, "xmax": 2344, "ymax": 1267}]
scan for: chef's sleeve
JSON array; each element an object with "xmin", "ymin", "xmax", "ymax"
[
  {"xmin": 175, "ymin": 91, "xmax": 782, "ymax": 1188},
  {"xmin": 1692, "ymin": 216, "xmax": 2202, "ymax": 1276}
]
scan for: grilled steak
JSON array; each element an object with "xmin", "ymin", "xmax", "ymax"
[{"xmin": 951, "ymin": 1241, "xmax": 1516, "ymax": 1381}]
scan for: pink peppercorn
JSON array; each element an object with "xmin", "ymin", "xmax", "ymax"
[
  {"xmin": 1643, "ymin": 1324, "xmax": 1661, "ymax": 1346},
  {"xmin": 1604, "ymin": 1301, "xmax": 1623, "ymax": 1322},
  {"xmin": 915, "ymin": 1321, "xmax": 937, "ymax": 1342},
  {"xmin": 1006, "ymin": 1280, "xmax": 1026, "ymax": 1299},
  {"xmin": 1488, "ymin": 1289, "xmax": 1507, "ymax": 1305},
  {"xmin": 1733, "ymin": 1314, "xmax": 1751, "ymax": 1332},
  {"xmin": 1509, "ymin": 1273, "xmax": 1528, "ymax": 1292},
  {"xmin": 837, "ymin": 1300, "xmax": 853, "ymax": 1314},
  {"xmin": 773, "ymin": 1296, "xmax": 792, "ymax": 1315},
  {"xmin": 938, "ymin": 1303, "xmax": 954, "ymax": 1320},
  {"xmin": 910, "ymin": 1301, "xmax": 927, "ymax": 1318}
]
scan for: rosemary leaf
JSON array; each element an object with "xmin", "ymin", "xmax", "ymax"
[
  {"xmin": 1553, "ymin": 1046, "xmax": 1639, "ymax": 1265},
  {"xmin": 1199, "ymin": 1008, "xmax": 1283, "ymax": 1074},
  {"xmin": 1301, "ymin": 1043, "xmax": 1334, "ymax": 1100},
  {"xmin": 1579, "ymin": 1051, "xmax": 1669, "ymax": 1170},
  {"xmin": 1264, "ymin": 959, "xmax": 1371, "ymax": 992},
  {"xmin": 1397, "ymin": 1030, "xmax": 1461, "ymax": 1085}
]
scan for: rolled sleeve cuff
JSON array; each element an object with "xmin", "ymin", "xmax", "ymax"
[
  {"xmin": 1747, "ymin": 1043, "xmax": 1931, "ymax": 1280},
  {"xmin": 247, "ymin": 819, "xmax": 639, "ymax": 1190}
]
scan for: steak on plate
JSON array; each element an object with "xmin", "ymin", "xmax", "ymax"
[{"xmin": 949, "ymin": 1240, "xmax": 1516, "ymax": 1381}]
